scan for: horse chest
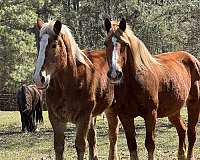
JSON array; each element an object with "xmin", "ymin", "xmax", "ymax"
[
  {"xmin": 47, "ymin": 90, "xmax": 93, "ymax": 123},
  {"xmin": 114, "ymin": 84, "xmax": 147, "ymax": 117}
]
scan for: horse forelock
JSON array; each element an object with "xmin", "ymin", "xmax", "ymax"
[
  {"xmin": 39, "ymin": 21, "xmax": 92, "ymax": 69},
  {"xmin": 39, "ymin": 21, "xmax": 55, "ymax": 37}
]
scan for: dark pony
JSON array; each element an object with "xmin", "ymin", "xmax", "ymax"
[
  {"xmin": 33, "ymin": 20, "xmax": 119, "ymax": 160},
  {"xmin": 104, "ymin": 18, "xmax": 200, "ymax": 160},
  {"xmin": 16, "ymin": 84, "xmax": 43, "ymax": 132}
]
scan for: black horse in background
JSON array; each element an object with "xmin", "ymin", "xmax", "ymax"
[{"xmin": 16, "ymin": 84, "xmax": 44, "ymax": 132}]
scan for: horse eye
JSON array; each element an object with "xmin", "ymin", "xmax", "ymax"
[{"xmin": 125, "ymin": 43, "xmax": 129, "ymax": 46}]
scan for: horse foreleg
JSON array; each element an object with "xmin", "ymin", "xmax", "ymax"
[
  {"xmin": 76, "ymin": 113, "xmax": 92, "ymax": 160},
  {"xmin": 168, "ymin": 112, "xmax": 187, "ymax": 160},
  {"xmin": 87, "ymin": 117, "xmax": 98, "ymax": 160},
  {"xmin": 118, "ymin": 113, "xmax": 138, "ymax": 160},
  {"xmin": 144, "ymin": 109, "xmax": 157, "ymax": 160},
  {"xmin": 105, "ymin": 108, "xmax": 119, "ymax": 160},
  {"xmin": 49, "ymin": 115, "xmax": 66, "ymax": 160}
]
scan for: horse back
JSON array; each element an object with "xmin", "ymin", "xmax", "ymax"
[
  {"xmin": 17, "ymin": 84, "xmax": 43, "ymax": 112},
  {"xmin": 156, "ymin": 51, "xmax": 200, "ymax": 82},
  {"xmin": 26, "ymin": 85, "xmax": 44, "ymax": 123},
  {"xmin": 155, "ymin": 51, "xmax": 200, "ymax": 117}
]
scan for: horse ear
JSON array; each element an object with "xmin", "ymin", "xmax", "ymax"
[
  {"xmin": 53, "ymin": 20, "xmax": 62, "ymax": 35},
  {"xmin": 36, "ymin": 19, "xmax": 44, "ymax": 30},
  {"xmin": 104, "ymin": 18, "xmax": 111, "ymax": 33},
  {"xmin": 119, "ymin": 18, "xmax": 126, "ymax": 32}
]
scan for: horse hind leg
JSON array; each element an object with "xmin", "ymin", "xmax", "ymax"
[
  {"xmin": 168, "ymin": 112, "xmax": 187, "ymax": 160},
  {"xmin": 186, "ymin": 81, "xmax": 200, "ymax": 160},
  {"xmin": 35, "ymin": 103, "xmax": 43, "ymax": 132}
]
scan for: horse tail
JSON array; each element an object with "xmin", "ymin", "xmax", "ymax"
[
  {"xmin": 36, "ymin": 96, "xmax": 43, "ymax": 124},
  {"xmin": 183, "ymin": 52, "xmax": 200, "ymax": 82},
  {"xmin": 187, "ymin": 55, "xmax": 200, "ymax": 104},
  {"xmin": 16, "ymin": 85, "xmax": 26, "ymax": 111},
  {"xmin": 194, "ymin": 59, "xmax": 200, "ymax": 81}
]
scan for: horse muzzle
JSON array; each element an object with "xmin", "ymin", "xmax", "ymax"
[
  {"xmin": 33, "ymin": 71, "xmax": 50, "ymax": 89},
  {"xmin": 107, "ymin": 69, "xmax": 123, "ymax": 84}
]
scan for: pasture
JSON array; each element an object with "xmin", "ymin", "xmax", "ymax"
[{"xmin": 0, "ymin": 109, "xmax": 199, "ymax": 160}]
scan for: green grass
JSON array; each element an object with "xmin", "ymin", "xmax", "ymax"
[{"xmin": 0, "ymin": 109, "xmax": 199, "ymax": 160}]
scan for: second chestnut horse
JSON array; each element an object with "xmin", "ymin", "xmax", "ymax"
[{"xmin": 104, "ymin": 18, "xmax": 200, "ymax": 160}]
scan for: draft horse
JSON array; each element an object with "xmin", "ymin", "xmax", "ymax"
[
  {"xmin": 16, "ymin": 84, "xmax": 43, "ymax": 132},
  {"xmin": 33, "ymin": 20, "xmax": 119, "ymax": 160},
  {"xmin": 104, "ymin": 18, "xmax": 200, "ymax": 160}
]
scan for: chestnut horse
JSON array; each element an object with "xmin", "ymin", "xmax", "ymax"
[
  {"xmin": 104, "ymin": 18, "xmax": 200, "ymax": 160},
  {"xmin": 33, "ymin": 20, "xmax": 119, "ymax": 160}
]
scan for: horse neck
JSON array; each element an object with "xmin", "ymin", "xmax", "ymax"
[
  {"xmin": 122, "ymin": 37, "xmax": 159, "ymax": 87},
  {"xmin": 61, "ymin": 32, "xmax": 85, "ymax": 78},
  {"xmin": 52, "ymin": 56, "xmax": 82, "ymax": 91},
  {"xmin": 55, "ymin": 42, "xmax": 78, "ymax": 79},
  {"xmin": 52, "ymin": 34, "xmax": 92, "ymax": 90},
  {"xmin": 123, "ymin": 47, "xmax": 136, "ymax": 79},
  {"xmin": 128, "ymin": 35, "xmax": 157, "ymax": 71}
]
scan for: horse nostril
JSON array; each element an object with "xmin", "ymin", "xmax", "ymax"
[
  {"xmin": 116, "ymin": 70, "xmax": 123, "ymax": 79},
  {"xmin": 41, "ymin": 76, "xmax": 45, "ymax": 84}
]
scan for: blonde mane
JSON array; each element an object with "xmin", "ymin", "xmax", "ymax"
[
  {"xmin": 40, "ymin": 21, "xmax": 92, "ymax": 68},
  {"xmin": 113, "ymin": 24, "xmax": 160, "ymax": 70}
]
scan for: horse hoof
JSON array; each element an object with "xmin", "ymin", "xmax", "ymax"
[
  {"xmin": 93, "ymin": 156, "xmax": 98, "ymax": 160},
  {"xmin": 108, "ymin": 155, "xmax": 118, "ymax": 160},
  {"xmin": 187, "ymin": 155, "xmax": 195, "ymax": 160},
  {"xmin": 178, "ymin": 154, "xmax": 187, "ymax": 160},
  {"xmin": 35, "ymin": 128, "xmax": 40, "ymax": 132}
]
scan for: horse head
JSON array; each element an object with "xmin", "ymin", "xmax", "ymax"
[
  {"xmin": 34, "ymin": 19, "xmax": 92, "ymax": 89},
  {"xmin": 104, "ymin": 18, "xmax": 157, "ymax": 84},
  {"xmin": 33, "ymin": 19, "xmax": 68, "ymax": 89},
  {"xmin": 104, "ymin": 18, "xmax": 130, "ymax": 84}
]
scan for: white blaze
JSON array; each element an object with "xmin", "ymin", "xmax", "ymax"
[
  {"xmin": 33, "ymin": 34, "xmax": 49, "ymax": 86},
  {"xmin": 111, "ymin": 36, "xmax": 119, "ymax": 78}
]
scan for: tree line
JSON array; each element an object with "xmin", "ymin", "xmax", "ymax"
[{"xmin": 0, "ymin": 0, "xmax": 200, "ymax": 92}]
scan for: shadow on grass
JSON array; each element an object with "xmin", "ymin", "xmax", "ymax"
[
  {"xmin": 0, "ymin": 128, "xmax": 54, "ymax": 138},
  {"xmin": 0, "ymin": 130, "xmax": 21, "ymax": 136}
]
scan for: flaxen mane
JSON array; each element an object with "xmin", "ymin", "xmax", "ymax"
[{"xmin": 40, "ymin": 21, "xmax": 93, "ymax": 70}]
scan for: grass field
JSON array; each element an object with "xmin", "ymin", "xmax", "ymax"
[{"xmin": 0, "ymin": 109, "xmax": 199, "ymax": 160}]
